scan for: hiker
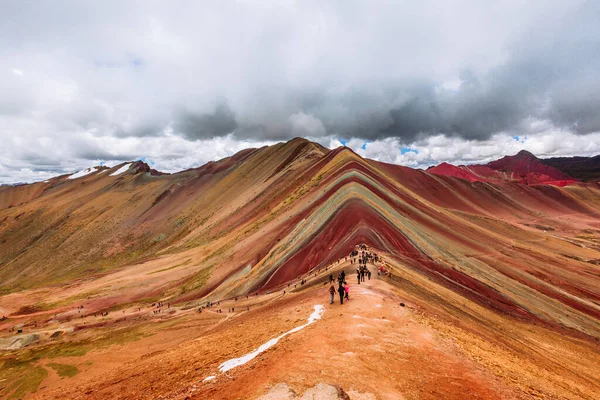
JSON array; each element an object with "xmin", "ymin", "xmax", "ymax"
[
  {"xmin": 367, "ymin": 269, "xmax": 371, "ymax": 280},
  {"xmin": 344, "ymin": 282, "xmax": 350, "ymax": 301},
  {"xmin": 329, "ymin": 284, "xmax": 335, "ymax": 304},
  {"xmin": 357, "ymin": 271, "xmax": 361, "ymax": 285},
  {"xmin": 360, "ymin": 268, "xmax": 365, "ymax": 282},
  {"xmin": 329, "ymin": 273, "xmax": 334, "ymax": 283},
  {"xmin": 338, "ymin": 282, "xmax": 345, "ymax": 304}
]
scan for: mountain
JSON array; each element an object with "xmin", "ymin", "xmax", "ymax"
[
  {"xmin": 429, "ymin": 150, "xmax": 577, "ymax": 186},
  {"xmin": 1, "ymin": 138, "xmax": 599, "ymax": 399},
  {"xmin": 487, "ymin": 150, "xmax": 574, "ymax": 184},
  {"xmin": 542, "ymin": 154, "xmax": 600, "ymax": 181}
]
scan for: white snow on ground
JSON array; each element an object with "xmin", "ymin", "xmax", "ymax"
[
  {"xmin": 203, "ymin": 376, "xmax": 216, "ymax": 382},
  {"xmin": 68, "ymin": 167, "xmax": 97, "ymax": 180},
  {"xmin": 109, "ymin": 163, "xmax": 132, "ymax": 176},
  {"xmin": 217, "ymin": 305, "xmax": 325, "ymax": 373}
]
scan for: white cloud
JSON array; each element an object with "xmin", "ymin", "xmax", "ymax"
[
  {"xmin": 0, "ymin": 1, "xmax": 598, "ymax": 183},
  {"xmin": 289, "ymin": 113, "xmax": 326, "ymax": 137},
  {"xmin": 438, "ymin": 78, "xmax": 463, "ymax": 92},
  {"xmin": 349, "ymin": 127, "xmax": 600, "ymax": 169}
]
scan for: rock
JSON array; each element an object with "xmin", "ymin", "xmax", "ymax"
[
  {"xmin": 301, "ymin": 383, "xmax": 350, "ymax": 400},
  {"xmin": 257, "ymin": 383, "xmax": 298, "ymax": 399},
  {"xmin": 0, "ymin": 333, "xmax": 40, "ymax": 350},
  {"xmin": 258, "ymin": 383, "xmax": 353, "ymax": 400},
  {"xmin": 50, "ymin": 330, "xmax": 63, "ymax": 339}
]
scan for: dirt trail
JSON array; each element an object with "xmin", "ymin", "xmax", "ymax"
[
  {"xmin": 24, "ymin": 267, "xmax": 599, "ymax": 400},
  {"xmin": 190, "ymin": 278, "xmax": 515, "ymax": 400},
  {"xmin": 31, "ymin": 275, "xmax": 517, "ymax": 400}
]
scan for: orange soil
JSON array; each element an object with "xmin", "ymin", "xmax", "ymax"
[{"xmin": 25, "ymin": 258, "xmax": 600, "ymax": 400}]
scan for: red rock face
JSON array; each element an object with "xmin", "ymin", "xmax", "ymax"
[
  {"xmin": 429, "ymin": 150, "xmax": 578, "ymax": 186},
  {"xmin": 427, "ymin": 163, "xmax": 490, "ymax": 182}
]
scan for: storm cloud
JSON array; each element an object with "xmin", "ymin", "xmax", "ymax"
[{"xmin": 1, "ymin": 0, "xmax": 599, "ymax": 183}]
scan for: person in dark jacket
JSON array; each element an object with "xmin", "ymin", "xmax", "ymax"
[
  {"xmin": 329, "ymin": 284, "xmax": 335, "ymax": 304},
  {"xmin": 338, "ymin": 282, "xmax": 345, "ymax": 304}
]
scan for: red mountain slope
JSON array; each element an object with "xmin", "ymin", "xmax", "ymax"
[{"xmin": 429, "ymin": 150, "xmax": 577, "ymax": 186}]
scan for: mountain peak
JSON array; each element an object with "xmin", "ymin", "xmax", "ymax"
[{"xmin": 515, "ymin": 150, "xmax": 536, "ymax": 159}]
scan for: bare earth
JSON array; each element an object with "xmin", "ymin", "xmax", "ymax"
[{"xmin": 11, "ymin": 257, "xmax": 597, "ymax": 400}]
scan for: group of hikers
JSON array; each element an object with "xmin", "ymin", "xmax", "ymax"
[
  {"xmin": 325, "ymin": 244, "xmax": 381, "ymax": 305},
  {"xmin": 329, "ymin": 270, "xmax": 350, "ymax": 304},
  {"xmin": 193, "ymin": 243, "xmax": 384, "ymax": 313}
]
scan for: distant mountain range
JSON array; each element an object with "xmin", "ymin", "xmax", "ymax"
[
  {"xmin": 428, "ymin": 150, "xmax": 600, "ymax": 185},
  {"xmin": 543, "ymin": 154, "xmax": 600, "ymax": 181}
]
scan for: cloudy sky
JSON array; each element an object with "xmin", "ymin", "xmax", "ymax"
[{"xmin": 1, "ymin": 0, "xmax": 600, "ymax": 183}]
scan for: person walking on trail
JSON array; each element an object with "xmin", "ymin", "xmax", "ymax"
[
  {"xmin": 367, "ymin": 269, "xmax": 371, "ymax": 280},
  {"xmin": 329, "ymin": 273, "xmax": 334, "ymax": 283},
  {"xmin": 329, "ymin": 284, "xmax": 336, "ymax": 304},
  {"xmin": 338, "ymin": 282, "xmax": 345, "ymax": 304},
  {"xmin": 344, "ymin": 282, "xmax": 350, "ymax": 301},
  {"xmin": 357, "ymin": 271, "xmax": 361, "ymax": 285}
]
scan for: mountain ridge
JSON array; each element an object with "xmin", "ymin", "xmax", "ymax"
[{"xmin": 2, "ymin": 137, "xmax": 600, "ymax": 399}]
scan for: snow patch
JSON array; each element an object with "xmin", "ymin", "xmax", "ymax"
[
  {"xmin": 376, "ymin": 304, "xmax": 383, "ymax": 308},
  {"xmin": 217, "ymin": 305, "xmax": 324, "ymax": 373},
  {"xmin": 110, "ymin": 163, "xmax": 132, "ymax": 176},
  {"xmin": 203, "ymin": 376, "xmax": 215, "ymax": 382},
  {"xmin": 68, "ymin": 167, "xmax": 98, "ymax": 180}
]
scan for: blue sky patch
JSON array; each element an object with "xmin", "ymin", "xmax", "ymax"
[
  {"xmin": 401, "ymin": 147, "xmax": 419, "ymax": 155},
  {"xmin": 513, "ymin": 135, "xmax": 527, "ymax": 143}
]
